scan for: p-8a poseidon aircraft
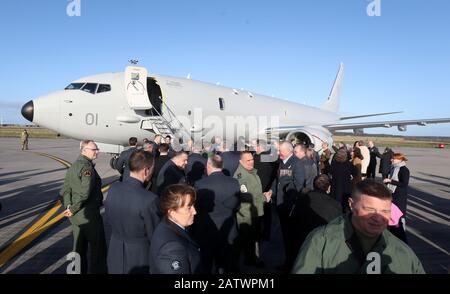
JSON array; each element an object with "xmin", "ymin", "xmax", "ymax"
[{"xmin": 21, "ymin": 64, "xmax": 450, "ymax": 153}]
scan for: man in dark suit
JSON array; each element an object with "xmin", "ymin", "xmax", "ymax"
[
  {"xmin": 155, "ymin": 151, "xmax": 188, "ymax": 195},
  {"xmin": 267, "ymin": 141, "xmax": 306, "ymax": 271},
  {"xmin": 149, "ymin": 143, "xmax": 171, "ymax": 192},
  {"xmin": 186, "ymin": 143, "xmax": 207, "ymax": 186},
  {"xmin": 220, "ymin": 143, "xmax": 241, "ymax": 177},
  {"xmin": 253, "ymin": 140, "xmax": 279, "ymax": 241},
  {"xmin": 115, "ymin": 137, "xmax": 138, "ymax": 181},
  {"xmin": 367, "ymin": 140, "xmax": 381, "ymax": 179},
  {"xmin": 105, "ymin": 150, "xmax": 161, "ymax": 273},
  {"xmin": 292, "ymin": 174, "xmax": 341, "ymax": 256},
  {"xmin": 192, "ymin": 155, "xmax": 240, "ymax": 273},
  {"xmin": 151, "ymin": 134, "xmax": 162, "ymax": 157}
]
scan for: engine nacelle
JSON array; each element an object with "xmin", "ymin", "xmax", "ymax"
[
  {"xmin": 397, "ymin": 125, "xmax": 407, "ymax": 132},
  {"xmin": 285, "ymin": 126, "xmax": 333, "ymax": 151}
]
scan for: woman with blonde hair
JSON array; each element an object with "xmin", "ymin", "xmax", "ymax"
[{"xmin": 384, "ymin": 153, "xmax": 410, "ymax": 243}]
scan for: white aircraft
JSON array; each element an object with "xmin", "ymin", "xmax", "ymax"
[{"xmin": 21, "ymin": 63, "xmax": 450, "ymax": 153}]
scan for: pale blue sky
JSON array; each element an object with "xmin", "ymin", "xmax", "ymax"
[{"xmin": 0, "ymin": 0, "xmax": 449, "ymax": 136}]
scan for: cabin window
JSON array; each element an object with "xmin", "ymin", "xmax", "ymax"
[
  {"xmin": 65, "ymin": 83, "xmax": 85, "ymax": 90},
  {"xmin": 81, "ymin": 83, "xmax": 98, "ymax": 94},
  {"xmin": 97, "ymin": 84, "xmax": 111, "ymax": 93},
  {"xmin": 219, "ymin": 97, "xmax": 225, "ymax": 110}
]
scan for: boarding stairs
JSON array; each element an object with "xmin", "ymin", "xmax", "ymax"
[{"xmin": 140, "ymin": 98, "xmax": 191, "ymax": 141}]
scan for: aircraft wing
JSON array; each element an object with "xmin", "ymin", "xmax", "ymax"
[{"xmin": 324, "ymin": 118, "xmax": 450, "ymax": 131}]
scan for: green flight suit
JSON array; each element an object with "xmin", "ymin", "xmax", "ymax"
[
  {"xmin": 292, "ymin": 214, "xmax": 425, "ymax": 274},
  {"xmin": 233, "ymin": 164, "xmax": 266, "ymax": 264},
  {"xmin": 60, "ymin": 155, "xmax": 107, "ymax": 274},
  {"xmin": 234, "ymin": 164, "xmax": 265, "ymax": 225},
  {"xmin": 21, "ymin": 131, "xmax": 29, "ymax": 150}
]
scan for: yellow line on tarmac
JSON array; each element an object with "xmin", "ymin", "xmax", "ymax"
[
  {"xmin": 0, "ymin": 152, "xmax": 117, "ymax": 268},
  {"xmin": 31, "ymin": 152, "xmax": 72, "ymax": 168}
]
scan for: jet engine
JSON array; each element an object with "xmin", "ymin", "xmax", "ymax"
[{"xmin": 284, "ymin": 126, "xmax": 333, "ymax": 151}]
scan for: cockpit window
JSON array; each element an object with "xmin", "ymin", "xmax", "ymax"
[
  {"xmin": 81, "ymin": 83, "xmax": 98, "ymax": 94},
  {"xmin": 65, "ymin": 83, "xmax": 85, "ymax": 90},
  {"xmin": 97, "ymin": 84, "xmax": 111, "ymax": 93}
]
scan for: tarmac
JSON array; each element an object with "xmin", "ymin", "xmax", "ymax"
[{"xmin": 0, "ymin": 138, "xmax": 449, "ymax": 274}]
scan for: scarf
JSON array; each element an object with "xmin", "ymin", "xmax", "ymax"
[{"xmin": 387, "ymin": 161, "xmax": 406, "ymax": 193}]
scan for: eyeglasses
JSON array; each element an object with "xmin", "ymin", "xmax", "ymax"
[
  {"xmin": 361, "ymin": 205, "xmax": 391, "ymax": 216},
  {"xmin": 85, "ymin": 148, "xmax": 99, "ymax": 152}
]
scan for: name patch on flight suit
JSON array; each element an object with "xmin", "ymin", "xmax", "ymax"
[{"xmin": 240, "ymin": 184, "xmax": 248, "ymax": 193}]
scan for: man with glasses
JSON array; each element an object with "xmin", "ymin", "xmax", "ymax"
[
  {"xmin": 60, "ymin": 140, "xmax": 107, "ymax": 273},
  {"xmin": 292, "ymin": 179, "xmax": 425, "ymax": 274}
]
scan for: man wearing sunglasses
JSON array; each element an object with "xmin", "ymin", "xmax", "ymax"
[{"xmin": 60, "ymin": 140, "xmax": 107, "ymax": 274}]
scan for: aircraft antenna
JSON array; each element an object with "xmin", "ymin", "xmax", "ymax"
[{"xmin": 128, "ymin": 59, "xmax": 139, "ymax": 65}]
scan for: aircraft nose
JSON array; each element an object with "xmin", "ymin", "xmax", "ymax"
[{"xmin": 21, "ymin": 100, "xmax": 34, "ymax": 122}]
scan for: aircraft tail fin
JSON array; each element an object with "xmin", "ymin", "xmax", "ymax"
[{"xmin": 321, "ymin": 63, "xmax": 344, "ymax": 113}]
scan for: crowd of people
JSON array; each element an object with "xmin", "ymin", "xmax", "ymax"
[{"xmin": 59, "ymin": 135, "xmax": 423, "ymax": 274}]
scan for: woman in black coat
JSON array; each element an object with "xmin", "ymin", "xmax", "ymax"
[
  {"xmin": 379, "ymin": 147, "xmax": 394, "ymax": 179},
  {"xmin": 150, "ymin": 184, "xmax": 203, "ymax": 274},
  {"xmin": 330, "ymin": 149, "xmax": 358, "ymax": 212},
  {"xmin": 384, "ymin": 153, "xmax": 410, "ymax": 243}
]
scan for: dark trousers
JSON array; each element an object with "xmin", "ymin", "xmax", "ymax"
[
  {"xmin": 277, "ymin": 205, "xmax": 296, "ymax": 272},
  {"xmin": 203, "ymin": 242, "xmax": 234, "ymax": 274},
  {"xmin": 261, "ymin": 202, "xmax": 272, "ymax": 241},
  {"xmin": 367, "ymin": 163, "xmax": 377, "ymax": 178},
  {"xmin": 71, "ymin": 216, "xmax": 107, "ymax": 274},
  {"xmin": 236, "ymin": 217, "xmax": 263, "ymax": 264}
]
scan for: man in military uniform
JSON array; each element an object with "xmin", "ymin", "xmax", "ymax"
[
  {"xmin": 234, "ymin": 151, "xmax": 269, "ymax": 267},
  {"xmin": 292, "ymin": 179, "xmax": 425, "ymax": 274},
  {"xmin": 60, "ymin": 140, "xmax": 107, "ymax": 274},
  {"xmin": 267, "ymin": 141, "xmax": 305, "ymax": 271},
  {"xmin": 21, "ymin": 129, "xmax": 29, "ymax": 150}
]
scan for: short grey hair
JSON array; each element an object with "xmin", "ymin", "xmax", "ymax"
[
  {"xmin": 280, "ymin": 141, "xmax": 293, "ymax": 152},
  {"xmin": 80, "ymin": 140, "xmax": 94, "ymax": 151}
]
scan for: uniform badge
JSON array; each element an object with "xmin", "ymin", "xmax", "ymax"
[
  {"xmin": 83, "ymin": 170, "xmax": 92, "ymax": 177},
  {"xmin": 171, "ymin": 260, "xmax": 181, "ymax": 271},
  {"xmin": 237, "ymin": 173, "xmax": 242, "ymax": 179},
  {"xmin": 240, "ymin": 184, "xmax": 248, "ymax": 193}
]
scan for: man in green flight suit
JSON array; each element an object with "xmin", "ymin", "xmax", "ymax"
[
  {"xmin": 292, "ymin": 179, "xmax": 425, "ymax": 274},
  {"xmin": 60, "ymin": 140, "xmax": 107, "ymax": 274},
  {"xmin": 234, "ymin": 151, "xmax": 271, "ymax": 267},
  {"xmin": 21, "ymin": 129, "xmax": 29, "ymax": 150}
]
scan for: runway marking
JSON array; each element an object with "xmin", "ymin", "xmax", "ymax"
[
  {"xmin": 408, "ymin": 227, "xmax": 450, "ymax": 256},
  {"xmin": 0, "ymin": 152, "xmax": 116, "ymax": 269},
  {"xmin": 408, "ymin": 198, "xmax": 450, "ymax": 223}
]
